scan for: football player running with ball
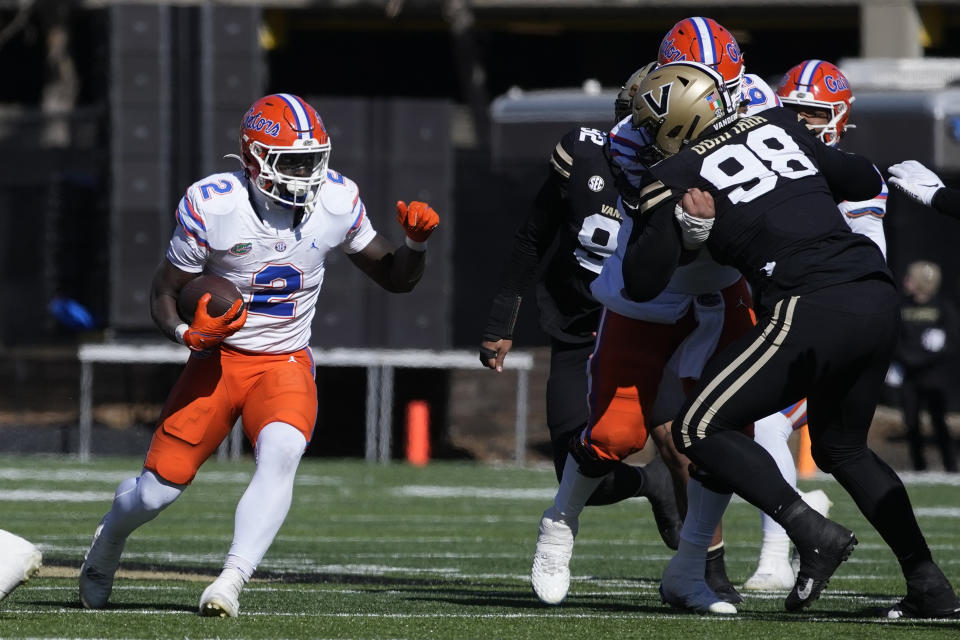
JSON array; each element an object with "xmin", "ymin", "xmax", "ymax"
[{"xmin": 79, "ymin": 93, "xmax": 439, "ymax": 617}]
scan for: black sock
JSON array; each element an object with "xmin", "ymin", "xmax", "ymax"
[
  {"xmin": 684, "ymin": 429, "xmax": 799, "ymax": 516},
  {"xmin": 830, "ymin": 449, "xmax": 932, "ymax": 571},
  {"xmin": 585, "ymin": 463, "xmax": 645, "ymax": 506}
]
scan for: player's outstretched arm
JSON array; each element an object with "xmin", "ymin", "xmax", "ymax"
[
  {"xmin": 888, "ymin": 160, "xmax": 960, "ymax": 219},
  {"xmin": 348, "ymin": 201, "xmax": 438, "ymax": 293}
]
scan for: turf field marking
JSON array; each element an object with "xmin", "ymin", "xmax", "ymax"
[
  {"xmin": 393, "ymin": 486, "xmax": 556, "ymax": 499},
  {"xmin": 8, "ymin": 609, "xmax": 960, "ymax": 625},
  {"xmin": 0, "ymin": 489, "xmax": 113, "ymax": 502}
]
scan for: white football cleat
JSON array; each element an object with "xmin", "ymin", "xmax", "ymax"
[
  {"xmin": 743, "ymin": 561, "xmax": 796, "ymax": 591},
  {"xmin": 0, "ymin": 530, "xmax": 43, "ymax": 601},
  {"xmin": 199, "ymin": 568, "xmax": 245, "ymax": 618},
  {"xmin": 79, "ymin": 518, "xmax": 126, "ymax": 609},
  {"xmin": 531, "ymin": 506, "xmax": 578, "ymax": 605},
  {"xmin": 800, "ymin": 490, "xmax": 833, "ymax": 518}
]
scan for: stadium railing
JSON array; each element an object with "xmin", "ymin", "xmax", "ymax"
[{"xmin": 77, "ymin": 343, "xmax": 533, "ymax": 466}]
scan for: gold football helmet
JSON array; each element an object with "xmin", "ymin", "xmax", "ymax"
[
  {"xmin": 614, "ymin": 62, "xmax": 658, "ymax": 122},
  {"xmin": 631, "ymin": 61, "xmax": 739, "ymax": 159}
]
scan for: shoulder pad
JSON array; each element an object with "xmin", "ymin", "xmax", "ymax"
[
  {"xmin": 185, "ymin": 171, "xmax": 248, "ymax": 218},
  {"xmin": 319, "ymin": 169, "xmax": 361, "ymax": 216}
]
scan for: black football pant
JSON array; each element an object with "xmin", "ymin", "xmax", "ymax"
[
  {"xmin": 547, "ymin": 338, "xmax": 644, "ymax": 505},
  {"xmin": 674, "ymin": 277, "xmax": 932, "ymax": 567},
  {"xmin": 901, "ymin": 380, "xmax": 958, "ymax": 472}
]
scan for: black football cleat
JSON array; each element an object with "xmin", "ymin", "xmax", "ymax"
[
  {"xmin": 638, "ymin": 455, "xmax": 682, "ymax": 550},
  {"xmin": 883, "ymin": 562, "xmax": 960, "ymax": 619},
  {"xmin": 705, "ymin": 545, "xmax": 743, "ymax": 605},
  {"xmin": 785, "ymin": 518, "xmax": 857, "ymax": 612}
]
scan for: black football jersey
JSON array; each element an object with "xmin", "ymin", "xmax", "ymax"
[
  {"xmin": 637, "ymin": 107, "xmax": 891, "ymax": 312},
  {"xmin": 537, "ymin": 127, "xmax": 624, "ymax": 341}
]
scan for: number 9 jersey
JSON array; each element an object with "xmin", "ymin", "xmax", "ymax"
[{"xmin": 166, "ymin": 169, "xmax": 376, "ymax": 353}]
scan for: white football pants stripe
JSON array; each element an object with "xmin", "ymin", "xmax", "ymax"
[{"xmin": 681, "ymin": 296, "xmax": 799, "ymax": 448}]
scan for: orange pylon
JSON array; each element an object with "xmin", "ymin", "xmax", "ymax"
[
  {"xmin": 797, "ymin": 425, "xmax": 817, "ymax": 479},
  {"xmin": 405, "ymin": 400, "xmax": 430, "ymax": 466}
]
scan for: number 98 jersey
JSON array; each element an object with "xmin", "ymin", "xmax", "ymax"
[
  {"xmin": 166, "ymin": 169, "xmax": 376, "ymax": 353},
  {"xmin": 642, "ymin": 107, "xmax": 890, "ymax": 311}
]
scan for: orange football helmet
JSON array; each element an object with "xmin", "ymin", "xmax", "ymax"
[
  {"xmin": 239, "ymin": 93, "xmax": 331, "ymax": 209},
  {"xmin": 658, "ymin": 17, "xmax": 745, "ymax": 99},
  {"xmin": 776, "ymin": 60, "xmax": 854, "ymax": 147}
]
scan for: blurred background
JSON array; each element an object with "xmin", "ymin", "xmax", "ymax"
[{"xmin": 2, "ymin": 0, "xmax": 960, "ymax": 468}]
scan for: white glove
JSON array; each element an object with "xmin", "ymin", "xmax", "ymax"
[
  {"xmin": 674, "ymin": 202, "xmax": 714, "ymax": 250},
  {"xmin": 887, "ymin": 160, "xmax": 945, "ymax": 206}
]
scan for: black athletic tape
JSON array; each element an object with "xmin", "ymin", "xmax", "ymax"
[{"xmin": 479, "ymin": 346, "xmax": 498, "ymax": 367}]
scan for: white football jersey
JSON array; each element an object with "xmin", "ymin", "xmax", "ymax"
[
  {"xmin": 838, "ymin": 172, "xmax": 888, "ymax": 259},
  {"xmin": 737, "ymin": 73, "xmax": 781, "ymax": 113},
  {"xmin": 166, "ymin": 169, "xmax": 377, "ymax": 353}
]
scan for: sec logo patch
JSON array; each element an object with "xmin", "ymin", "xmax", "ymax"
[{"xmin": 587, "ymin": 175, "xmax": 605, "ymax": 192}]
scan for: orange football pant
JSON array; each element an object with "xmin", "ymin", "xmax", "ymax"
[
  {"xmin": 144, "ymin": 344, "xmax": 317, "ymax": 485},
  {"xmin": 581, "ymin": 278, "xmax": 755, "ymax": 462}
]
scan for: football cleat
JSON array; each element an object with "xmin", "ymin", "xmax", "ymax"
[
  {"xmin": 0, "ymin": 530, "xmax": 43, "ymax": 601},
  {"xmin": 705, "ymin": 545, "xmax": 743, "ymax": 604},
  {"xmin": 638, "ymin": 456, "xmax": 682, "ymax": 550},
  {"xmin": 883, "ymin": 562, "xmax": 960, "ymax": 619},
  {"xmin": 79, "ymin": 518, "xmax": 126, "ymax": 609},
  {"xmin": 531, "ymin": 506, "xmax": 578, "ymax": 605},
  {"xmin": 743, "ymin": 561, "xmax": 796, "ymax": 591},
  {"xmin": 199, "ymin": 568, "xmax": 246, "ymax": 618},
  {"xmin": 791, "ymin": 489, "xmax": 834, "ymax": 575},
  {"xmin": 661, "ymin": 557, "xmax": 737, "ymax": 615},
  {"xmin": 785, "ymin": 518, "xmax": 857, "ymax": 612}
]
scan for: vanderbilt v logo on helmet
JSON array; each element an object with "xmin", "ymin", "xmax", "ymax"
[
  {"xmin": 632, "ymin": 61, "xmax": 739, "ymax": 159},
  {"xmin": 642, "ymin": 83, "xmax": 672, "ymax": 117}
]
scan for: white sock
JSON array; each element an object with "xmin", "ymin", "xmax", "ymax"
[
  {"xmin": 753, "ymin": 412, "xmax": 796, "ymax": 538},
  {"xmin": 756, "ymin": 531, "xmax": 791, "ymax": 568},
  {"xmin": 553, "ymin": 453, "xmax": 603, "ymax": 519},
  {"xmin": 102, "ymin": 470, "xmax": 185, "ymax": 542},
  {"xmin": 224, "ymin": 422, "xmax": 306, "ymax": 576}
]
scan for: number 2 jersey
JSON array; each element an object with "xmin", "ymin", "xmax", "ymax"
[
  {"xmin": 636, "ymin": 106, "xmax": 891, "ymax": 312},
  {"xmin": 166, "ymin": 169, "xmax": 377, "ymax": 353}
]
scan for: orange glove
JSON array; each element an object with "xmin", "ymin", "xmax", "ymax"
[
  {"xmin": 181, "ymin": 294, "xmax": 247, "ymax": 352},
  {"xmin": 396, "ymin": 200, "xmax": 439, "ymax": 243}
]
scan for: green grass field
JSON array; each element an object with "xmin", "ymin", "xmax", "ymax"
[{"xmin": 1, "ymin": 454, "xmax": 958, "ymax": 639}]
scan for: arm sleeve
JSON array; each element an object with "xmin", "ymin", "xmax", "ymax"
[
  {"xmin": 482, "ymin": 169, "xmax": 567, "ymax": 339},
  {"xmin": 932, "ymin": 187, "xmax": 960, "ymax": 219},
  {"xmin": 815, "ymin": 145, "xmax": 883, "ymax": 204},
  {"xmin": 621, "ymin": 202, "xmax": 683, "ymax": 302}
]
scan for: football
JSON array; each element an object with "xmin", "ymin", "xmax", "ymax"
[{"xmin": 176, "ymin": 274, "xmax": 245, "ymax": 324}]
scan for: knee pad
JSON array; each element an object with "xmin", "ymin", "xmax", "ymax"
[
  {"xmin": 688, "ymin": 463, "xmax": 734, "ymax": 495},
  {"xmin": 568, "ymin": 434, "xmax": 617, "ymax": 478},
  {"xmin": 137, "ymin": 470, "xmax": 185, "ymax": 513},
  {"xmin": 810, "ymin": 441, "xmax": 857, "ymax": 474},
  {"xmin": 255, "ymin": 422, "xmax": 307, "ymax": 471}
]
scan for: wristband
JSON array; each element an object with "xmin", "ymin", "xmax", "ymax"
[
  {"xmin": 404, "ymin": 236, "xmax": 427, "ymax": 251},
  {"xmin": 174, "ymin": 323, "xmax": 189, "ymax": 345}
]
